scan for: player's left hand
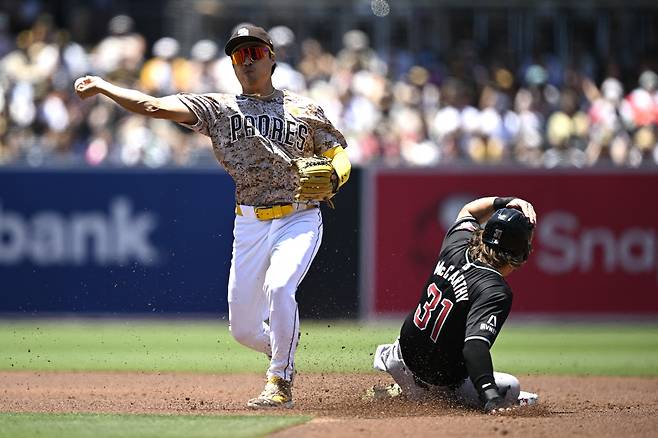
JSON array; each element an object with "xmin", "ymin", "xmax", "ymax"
[
  {"xmin": 505, "ymin": 198, "xmax": 536, "ymax": 225},
  {"xmin": 293, "ymin": 156, "xmax": 335, "ymax": 202},
  {"xmin": 488, "ymin": 404, "xmax": 518, "ymax": 415},
  {"xmin": 481, "ymin": 385, "xmax": 515, "ymax": 415}
]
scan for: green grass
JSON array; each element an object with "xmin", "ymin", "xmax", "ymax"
[
  {"xmin": 491, "ymin": 323, "xmax": 658, "ymax": 376},
  {"xmin": 0, "ymin": 412, "xmax": 309, "ymax": 438},
  {"xmin": 0, "ymin": 320, "xmax": 396, "ymax": 373},
  {"xmin": 0, "ymin": 320, "xmax": 657, "ymax": 376}
]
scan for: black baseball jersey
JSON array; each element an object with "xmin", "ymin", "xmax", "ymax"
[{"xmin": 399, "ymin": 215, "xmax": 513, "ymax": 386}]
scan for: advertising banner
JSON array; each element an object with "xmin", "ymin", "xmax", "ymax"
[
  {"xmin": 369, "ymin": 169, "xmax": 658, "ymax": 317},
  {"xmin": 0, "ymin": 169, "xmax": 235, "ymax": 313}
]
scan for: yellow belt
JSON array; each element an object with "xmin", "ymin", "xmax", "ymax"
[{"xmin": 235, "ymin": 204, "xmax": 314, "ymax": 221}]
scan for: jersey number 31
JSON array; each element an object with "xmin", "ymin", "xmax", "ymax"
[{"xmin": 413, "ymin": 283, "xmax": 454, "ymax": 342}]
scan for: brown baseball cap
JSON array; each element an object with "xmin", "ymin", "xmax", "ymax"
[{"xmin": 224, "ymin": 25, "xmax": 274, "ymax": 55}]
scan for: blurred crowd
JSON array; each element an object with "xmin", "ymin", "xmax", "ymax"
[{"xmin": 1, "ymin": 13, "xmax": 658, "ymax": 168}]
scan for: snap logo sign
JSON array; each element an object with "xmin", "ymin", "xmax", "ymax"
[
  {"xmin": 536, "ymin": 211, "xmax": 656, "ymax": 277},
  {"xmin": 0, "ymin": 197, "xmax": 159, "ymax": 266}
]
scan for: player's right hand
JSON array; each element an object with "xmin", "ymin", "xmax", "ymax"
[
  {"xmin": 74, "ymin": 75, "xmax": 105, "ymax": 99},
  {"xmin": 505, "ymin": 198, "xmax": 537, "ymax": 225}
]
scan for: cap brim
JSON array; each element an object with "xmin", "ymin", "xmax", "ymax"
[{"xmin": 224, "ymin": 36, "xmax": 272, "ymax": 55}]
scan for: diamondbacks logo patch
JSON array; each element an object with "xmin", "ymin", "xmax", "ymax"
[{"xmin": 479, "ymin": 314, "xmax": 498, "ymax": 335}]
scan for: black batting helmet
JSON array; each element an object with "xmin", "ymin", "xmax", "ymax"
[{"xmin": 483, "ymin": 208, "xmax": 534, "ymax": 261}]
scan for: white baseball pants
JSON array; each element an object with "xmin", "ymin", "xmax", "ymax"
[
  {"xmin": 227, "ymin": 206, "xmax": 323, "ymax": 381},
  {"xmin": 373, "ymin": 339, "xmax": 521, "ymax": 406}
]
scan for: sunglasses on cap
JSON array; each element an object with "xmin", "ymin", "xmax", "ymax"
[{"xmin": 230, "ymin": 45, "xmax": 273, "ymax": 65}]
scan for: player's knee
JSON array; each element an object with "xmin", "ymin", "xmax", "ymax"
[
  {"xmin": 265, "ymin": 284, "xmax": 296, "ymax": 304},
  {"xmin": 229, "ymin": 323, "xmax": 259, "ymax": 347}
]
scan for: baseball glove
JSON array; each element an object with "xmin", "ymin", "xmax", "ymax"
[{"xmin": 293, "ymin": 156, "xmax": 336, "ymax": 203}]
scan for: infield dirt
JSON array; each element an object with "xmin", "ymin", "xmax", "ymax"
[{"xmin": 1, "ymin": 372, "xmax": 656, "ymax": 437}]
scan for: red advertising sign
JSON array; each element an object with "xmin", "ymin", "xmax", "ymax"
[{"xmin": 369, "ymin": 169, "xmax": 658, "ymax": 316}]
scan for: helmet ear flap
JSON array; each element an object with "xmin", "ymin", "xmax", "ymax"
[
  {"xmin": 523, "ymin": 227, "xmax": 534, "ymax": 262},
  {"xmin": 522, "ymin": 242, "xmax": 532, "ymax": 262}
]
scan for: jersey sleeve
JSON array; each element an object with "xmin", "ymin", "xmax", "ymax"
[
  {"xmin": 176, "ymin": 93, "xmax": 222, "ymax": 137},
  {"xmin": 308, "ymin": 105, "xmax": 348, "ymax": 155},
  {"xmin": 464, "ymin": 287, "xmax": 512, "ymax": 348},
  {"xmin": 439, "ymin": 215, "xmax": 480, "ymax": 256}
]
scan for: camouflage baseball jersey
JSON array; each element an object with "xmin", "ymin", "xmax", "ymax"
[{"xmin": 177, "ymin": 89, "xmax": 347, "ymax": 206}]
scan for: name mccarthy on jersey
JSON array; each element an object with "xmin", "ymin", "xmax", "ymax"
[{"xmin": 433, "ymin": 260, "xmax": 470, "ymax": 302}]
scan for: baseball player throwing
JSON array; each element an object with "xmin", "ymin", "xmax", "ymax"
[
  {"xmin": 373, "ymin": 196, "xmax": 538, "ymax": 413},
  {"xmin": 75, "ymin": 24, "xmax": 351, "ymax": 408}
]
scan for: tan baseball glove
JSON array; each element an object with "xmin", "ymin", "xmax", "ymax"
[{"xmin": 293, "ymin": 156, "xmax": 337, "ymax": 203}]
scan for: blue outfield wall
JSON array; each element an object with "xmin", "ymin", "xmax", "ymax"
[
  {"xmin": 0, "ymin": 169, "xmax": 236, "ymax": 314},
  {"xmin": 0, "ymin": 168, "xmax": 361, "ymax": 317}
]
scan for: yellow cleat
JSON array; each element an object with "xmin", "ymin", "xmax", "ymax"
[
  {"xmin": 247, "ymin": 376, "xmax": 294, "ymax": 409},
  {"xmin": 364, "ymin": 383, "xmax": 402, "ymax": 400}
]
